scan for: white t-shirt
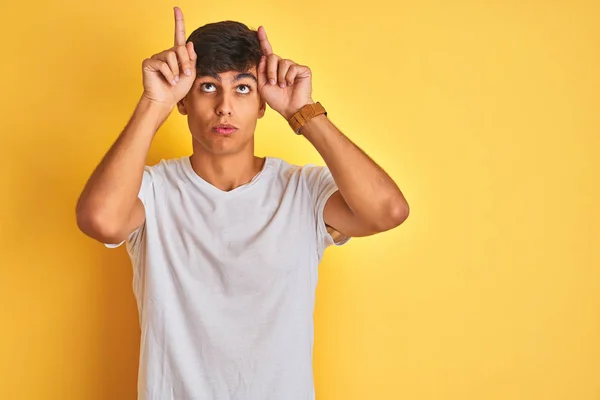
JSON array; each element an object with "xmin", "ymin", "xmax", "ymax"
[{"xmin": 105, "ymin": 155, "xmax": 350, "ymax": 400}]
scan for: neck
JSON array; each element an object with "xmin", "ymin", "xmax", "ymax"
[{"xmin": 188, "ymin": 148, "xmax": 265, "ymax": 192}]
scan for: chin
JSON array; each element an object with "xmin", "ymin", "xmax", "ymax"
[{"xmin": 192, "ymin": 133, "xmax": 246, "ymax": 156}]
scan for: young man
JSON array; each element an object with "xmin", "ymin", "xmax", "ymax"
[{"xmin": 76, "ymin": 6, "xmax": 409, "ymax": 400}]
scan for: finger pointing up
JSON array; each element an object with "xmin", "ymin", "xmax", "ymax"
[
  {"xmin": 174, "ymin": 7, "xmax": 187, "ymax": 47},
  {"xmin": 258, "ymin": 26, "xmax": 273, "ymax": 56}
]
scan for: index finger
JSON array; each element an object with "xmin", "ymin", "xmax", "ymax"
[
  {"xmin": 174, "ymin": 7, "xmax": 187, "ymax": 47},
  {"xmin": 258, "ymin": 26, "xmax": 273, "ymax": 56}
]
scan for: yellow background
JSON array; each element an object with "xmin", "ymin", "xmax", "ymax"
[{"xmin": 1, "ymin": 0, "xmax": 599, "ymax": 398}]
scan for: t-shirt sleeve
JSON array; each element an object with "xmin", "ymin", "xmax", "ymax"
[
  {"xmin": 302, "ymin": 164, "xmax": 351, "ymax": 255},
  {"xmin": 104, "ymin": 166, "xmax": 152, "ymax": 249}
]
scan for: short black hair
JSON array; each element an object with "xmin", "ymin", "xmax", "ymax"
[{"xmin": 186, "ymin": 21, "xmax": 262, "ymax": 77}]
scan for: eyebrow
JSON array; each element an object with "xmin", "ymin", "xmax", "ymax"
[{"xmin": 197, "ymin": 72, "xmax": 258, "ymax": 84}]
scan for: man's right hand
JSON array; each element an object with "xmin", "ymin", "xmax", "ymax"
[{"xmin": 141, "ymin": 7, "xmax": 197, "ymax": 109}]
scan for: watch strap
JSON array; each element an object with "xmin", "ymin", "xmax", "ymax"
[{"xmin": 288, "ymin": 102, "xmax": 327, "ymax": 134}]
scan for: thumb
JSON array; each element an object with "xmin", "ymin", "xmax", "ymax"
[{"xmin": 257, "ymin": 55, "xmax": 267, "ymax": 88}]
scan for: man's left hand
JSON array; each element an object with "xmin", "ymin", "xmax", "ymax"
[{"xmin": 257, "ymin": 26, "xmax": 314, "ymax": 120}]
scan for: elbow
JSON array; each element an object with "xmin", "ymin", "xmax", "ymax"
[
  {"xmin": 76, "ymin": 205, "xmax": 122, "ymax": 243},
  {"xmin": 392, "ymin": 202, "xmax": 410, "ymax": 225},
  {"xmin": 375, "ymin": 200, "xmax": 409, "ymax": 232}
]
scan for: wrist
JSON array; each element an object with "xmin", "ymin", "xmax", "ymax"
[
  {"xmin": 283, "ymin": 99, "xmax": 315, "ymax": 121},
  {"xmin": 139, "ymin": 95, "xmax": 174, "ymax": 115},
  {"xmin": 136, "ymin": 95, "xmax": 173, "ymax": 130},
  {"xmin": 135, "ymin": 95, "xmax": 175, "ymax": 120},
  {"xmin": 286, "ymin": 101, "xmax": 328, "ymax": 135}
]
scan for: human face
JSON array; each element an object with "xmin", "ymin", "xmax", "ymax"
[{"xmin": 177, "ymin": 67, "xmax": 266, "ymax": 156}]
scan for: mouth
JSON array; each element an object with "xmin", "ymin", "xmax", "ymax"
[{"xmin": 212, "ymin": 125, "xmax": 238, "ymax": 135}]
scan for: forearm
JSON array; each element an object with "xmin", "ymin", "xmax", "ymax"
[
  {"xmin": 76, "ymin": 96, "xmax": 170, "ymax": 229},
  {"xmin": 300, "ymin": 114, "xmax": 409, "ymax": 225}
]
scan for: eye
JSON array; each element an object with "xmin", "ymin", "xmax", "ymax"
[
  {"xmin": 199, "ymin": 82, "xmax": 252, "ymax": 94},
  {"xmin": 200, "ymin": 83, "xmax": 216, "ymax": 92},
  {"xmin": 237, "ymin": 84, "xmax": 251, "ymax": 94}
]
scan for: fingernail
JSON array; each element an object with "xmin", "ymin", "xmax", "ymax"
[
  {"xmin": 175, "ymin": 75, "xmax": 179, "ymax": 82},
  {"xmin": 279, "ymin": 83, "xmax": 285, "ymax": 88},
  {"xmin": 185, "ymin": 69, "xmax": 191, "ymax": 76},
  {"xmin": 171, "ymin": 79, "xmax": 177, "ymax": 86},
  {"xmin": 269, "ymin": 79, "xmax": 276, "ymax": 85}
]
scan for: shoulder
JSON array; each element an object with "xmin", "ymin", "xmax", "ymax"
[
  {"xmin": 146, "ymin": 156, "xmax": 187, "ymax": 171},
  {"xmin": 270, "ymin": 156, "xmax": 328, "ymax": 180},
  {"xmin": 143, "ymin": 156, "xmax": 190, "ymax": 181}
]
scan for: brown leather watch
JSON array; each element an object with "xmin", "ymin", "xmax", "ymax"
[{"xmin": 288, "ymin": 102, "xmax": 327, "ymax": 135}]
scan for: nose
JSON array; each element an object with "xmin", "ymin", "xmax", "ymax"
[{"xmin": 215, "ymin": 92, "xmax": 233, "ymax": 116}]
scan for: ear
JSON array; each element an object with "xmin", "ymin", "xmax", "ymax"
[
  {"xmin": 257, "ymin": 97, "xmax": 266, "ymax": 119},
  {"xmin": 176, "ymin": 97, "xmax": 188, "ymax": 115}
]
